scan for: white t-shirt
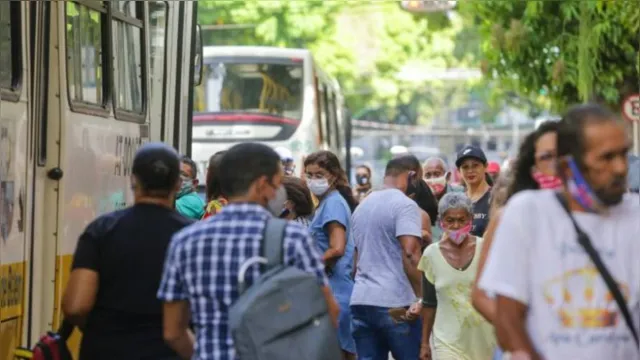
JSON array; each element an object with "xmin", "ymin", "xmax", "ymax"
[{"xmin": 479, "ymin": 190, "xmax": 640, "ymax": 360}]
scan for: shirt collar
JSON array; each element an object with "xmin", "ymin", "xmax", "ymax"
[{"xmin": 220, "ymin": 202, "xmax": 272, "ymax": 218}]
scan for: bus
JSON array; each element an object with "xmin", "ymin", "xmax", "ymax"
[
  {"xmin": 0, "ymin": 1, "xmax": 201, "ymax": 358},
  {"xmin": 191, "ymin": 46, "xmax": 346, "ymax": 186}
]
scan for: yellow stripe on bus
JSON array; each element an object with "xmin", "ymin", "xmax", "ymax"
[
  {"xmin": 54, "ymin": 254, "xmax": 82, "ymax": 359},
  {"xmin": 13, "ymin": 347, "xmax": 33, "ymax": 359},
  {"xmin": 1, "ymin": 261, "xmax": 25, "ymax": 360}
]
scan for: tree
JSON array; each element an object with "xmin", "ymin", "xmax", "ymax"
[
  {"xmin": 196, "ymin": 1, "xmax": 483, "ymax": 121},
  {"xmin": 459, "ymin": 0, "xmax": 640, "ymax": 112},
  {"xmin": 198, "ymin": 0, "xmax": 343, "ymax": 47}
]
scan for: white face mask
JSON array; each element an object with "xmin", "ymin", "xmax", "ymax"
[
  {"xmin": 307, "ymin": 178, "xmax": 330, "ymax": 196},
  {"xmin": 425, "ymin": 175, "xmax": 447, "ymax": 194},
  {"xmin": 267, "ymin": 185, "xmax": 288, "ymax": 216}
]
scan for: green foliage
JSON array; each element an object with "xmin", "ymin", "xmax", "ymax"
[
  {"xmin": 198, "ymin": 0, "xmax": 343, "ymax": 47},
  {"xmin": 197, "ymin": 1, "xmax": 477, "ymax": 121},
  {"xmin": 460, "ymin": 0, "xmax": 639, "ymax": 112}
]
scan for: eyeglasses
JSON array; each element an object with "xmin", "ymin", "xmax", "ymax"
[{"xmin": 535, "ymin": 152, "xmax": 556, "ymax": 162}]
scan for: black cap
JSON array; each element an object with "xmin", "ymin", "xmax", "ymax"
[
  {"xmin": 455, "ymin": 145, "xmax": 487, "ymax": 168},
  {"xmin": 132, "ymin": 142, "xmax": 180, "ymax": 190}
]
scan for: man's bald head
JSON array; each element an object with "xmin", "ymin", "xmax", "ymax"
[{"xmin": 423, "ymin": 157, "xmax": 448, "ymax": 179}]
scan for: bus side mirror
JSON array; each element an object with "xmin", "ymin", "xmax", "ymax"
[{"xmin": 193, "ymin": 24, "xmax": 203, "ymax": 86}]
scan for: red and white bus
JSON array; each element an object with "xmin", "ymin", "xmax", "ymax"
[{"xmin": 191, "ymin": 46, "xmax": 346, "ymax": 183}]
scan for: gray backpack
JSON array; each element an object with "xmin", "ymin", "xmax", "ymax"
[{"xmin": 229, "ymin": 218, "xmax": 342, "ymax": 360}]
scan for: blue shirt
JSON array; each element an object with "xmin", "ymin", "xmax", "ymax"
[
  {"xmin": 350, "ymin": 188, "xmax": 422, "ymax": 308},
  {"xmin": 309, "ymin": 190, "xmax": 354, "ymax": 300},
  {"xmin": 175, "ymin": 191, "xmax": 205, "ymax": 220},
  {"xmin": 309, "ymin": 190, "xmax": 356, "ymax": 353},
  {"xmin": 157, "ymin": 203, "xmax": 327, "ymax": 360}
]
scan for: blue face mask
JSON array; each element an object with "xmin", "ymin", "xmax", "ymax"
[
  {"xmin": 566, "ymin": 158, "xmax": 603, "ymax": 213},
  {"xmin": 177, "ymin": 177, "xmax": 194, "ymax": 198}
]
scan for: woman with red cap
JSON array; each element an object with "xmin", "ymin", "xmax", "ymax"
[{"xmin": 487, "ymin": 161, "xmax": 501, "ymax": 183}]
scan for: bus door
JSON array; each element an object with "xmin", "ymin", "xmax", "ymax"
[{"xmin": 0, "ymin": 1, "xmax": 42, "ymax": 358}]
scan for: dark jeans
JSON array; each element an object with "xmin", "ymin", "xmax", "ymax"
[{"xmin": 350, "ymin": 305, "xmax": 422, "ymax": 360}]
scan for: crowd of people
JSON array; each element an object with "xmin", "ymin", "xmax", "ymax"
[{"xmin": 59, "ymin": 103, "xmax": 640, "ymax": 360}]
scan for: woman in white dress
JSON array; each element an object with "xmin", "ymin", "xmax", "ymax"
[{"xmin": 407, "ymin": 192, "xmax": 496, "ymax": 360}]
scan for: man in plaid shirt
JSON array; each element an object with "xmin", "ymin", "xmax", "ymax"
[{"xmin": 157, "ymin": 142, "xmax": 339, "ymax": 360}]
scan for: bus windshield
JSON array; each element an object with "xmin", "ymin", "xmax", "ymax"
[{"xmin": 194, "ymin": 57, "xmax": 303, "ymax": 121}]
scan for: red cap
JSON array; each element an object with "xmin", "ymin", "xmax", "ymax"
[{"xmin": 487, "ymin": 161, "xmax": 501, "ymax": 173}]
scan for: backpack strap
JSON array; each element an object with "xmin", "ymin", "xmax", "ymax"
[
  {"xmin": 554, "ymin": 192, "xmax": 639, "ymax": 348},
  {"xmin": 57, "ymin": 319, "xmax": 74, "ymax": 340},
  {"xmin": 262, "ymin": 218, "xmax": 287, "ymax": 272}
]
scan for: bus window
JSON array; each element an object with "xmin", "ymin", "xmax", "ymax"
[
  {"xmin": 321, "ymin": 84, "xmax": 331, "ymax": 147},
  {"xmin": 148, "ymin": 2, "xmax": 167, "ymax": 122},
  {"xmin": 65, "ymin": 1, "xmax": 107, "ymax": 107},
  {"xmin": 0, "ymin": 1, "xmax": 20, "ymax": 97},
  {"xmin": 192, "ymin": 57, "xmax": 304, "ymax": 142},
  {"xmin": 112, "ymin": 0, "xmax": 145, "ymax": 117},
  {"xmin": 313, "ymin": 73, "xmax": 324, "ymax": 146},
  {"xmin": 193, "ymin": 24, "xmax": 203, "ymax": 86},
  {"xmin": 329, "ymin": 91, "xmax": 341, "ymax": 150}
]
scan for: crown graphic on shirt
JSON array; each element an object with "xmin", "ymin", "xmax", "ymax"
[{"xmin": 542, "ymin": 266, "xmax": 629, "ymax": 328}]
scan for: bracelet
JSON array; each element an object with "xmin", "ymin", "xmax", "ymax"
[{"xmin": 502, "ymin": 351, "xmax": 532, "ymax": 360}]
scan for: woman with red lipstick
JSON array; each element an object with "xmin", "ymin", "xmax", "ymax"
[{"xmin": 455, "ymin": 145, "xmax": 492, "ymax": 237}]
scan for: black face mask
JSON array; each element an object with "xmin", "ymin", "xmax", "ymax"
[
  {"xmin": 279, "ymin": 208, "xmax": 290, "ymax": 218},
  {"xmin": 356, "ymin": 174, "xmax": 369, "ymax": 186}
]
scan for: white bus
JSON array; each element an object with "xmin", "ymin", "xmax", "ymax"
[
  {"xmin": 0, "ymin": 1, "xmax": 201, "ymax": 358},
  {"xmin": 192, "ymin": 46, "xmax": 346, "ymax": 185}
]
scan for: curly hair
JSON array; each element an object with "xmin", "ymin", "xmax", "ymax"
[
  {"xmin": 506, "ymin": 121, "xmax": 559, "ymax": 201},
  {"xmin": 489, "ymin": 169, "xmax": 512, "ymax": 214},
  {"xmin": 304, "ymin": 150, "xmax": 358, "ymax": 212}
]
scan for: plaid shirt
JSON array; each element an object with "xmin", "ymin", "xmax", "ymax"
[{"xmin": 157, "ymin": 203, "xmax": 327, "ymax": 360}]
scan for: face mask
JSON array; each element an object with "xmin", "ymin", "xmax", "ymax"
[
  {"xmin": 531, "ymin": 170, "xmax": 563, "ymax": 190},
  {"xmin": 177, "ymin": 177, "xmax": 193, "ymax": 198},
  {"xmin": 307, "ymin": 178, "xmax": 330, "ymax": 196},
  {"xmin": 425, "ymin": 175, "xmax": 447, "ymax": 194},
  {"xmin": 267, "ymin": 185, "xmax": 288, "ymax": 216},
  {"xmin": 279, "ymin": 208, "xmax": 291, "ymax": 218},
  {"xmin": 440, "ymin": 221, "xmax": 472, "ymax": 245},
  {"xmin": 356, "ymin": 174, "xmax": 369, "ymax": 186},
  {"xmin": 566, "ymin": 158, "xmax": 603, "ymax": 213},
  {"xmin": 284, "ymin": 167, "xmax": 295, "ymax": 176}
]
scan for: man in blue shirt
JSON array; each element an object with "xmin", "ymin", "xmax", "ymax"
[
  {"xmin": 158, "ymin": 143, "xmax": 338, "ymax": 360},
  {"xmin": 350, "ymin": 158, "xmax": 424, "ymax": 360},
  {"xmin": 175, "ymin": 156, "xmax": 205, "ymax": 220}
]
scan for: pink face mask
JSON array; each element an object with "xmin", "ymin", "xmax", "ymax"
[
  {"xmin": 440, "ymin": 221, "xmax": 472, "ymax": 245},
  {"xmin": 531, "ymin": 170, "xmax": 563, "ymax": 190},
  {"xmin": 425, "ymin": 175, "xmax": 447, "ymax": 195}
]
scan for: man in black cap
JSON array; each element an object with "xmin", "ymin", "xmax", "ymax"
[
  {"xmin": 62, "ymin": 142, "xmax": 193, "ymax": 360},
  {"xmin": 455, "ymin": 145, "xmax": 492, "ymax": 236}
]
